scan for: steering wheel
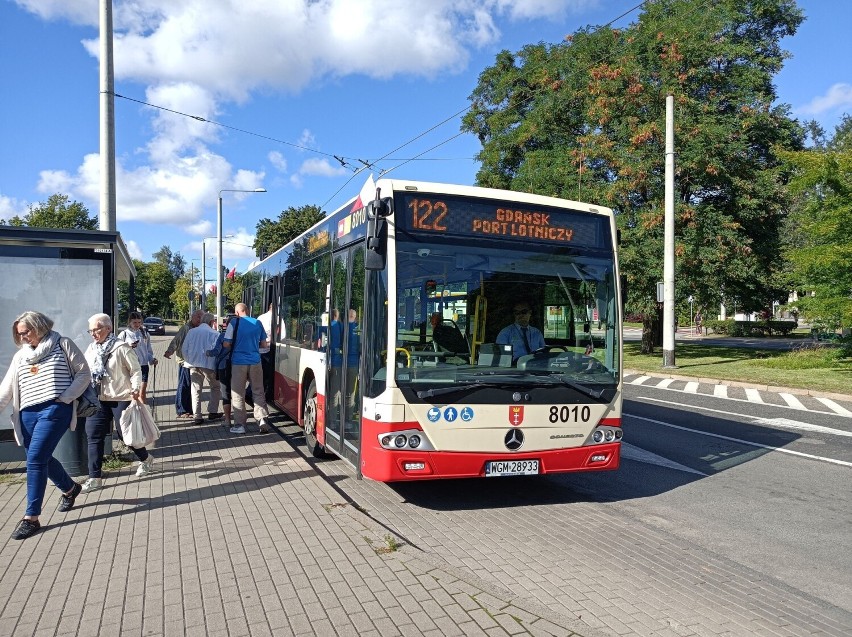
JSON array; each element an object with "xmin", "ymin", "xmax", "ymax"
[{"xmin": 531, "ymin": 345, "xmax": 569, "ymax": 355}]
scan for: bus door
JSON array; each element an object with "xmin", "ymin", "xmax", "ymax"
[
  {"xmin": 325, "ymin": 243, "xmax": 365, "ymax": 468},
  {"xmin": 263, "ymin": 276, "xmax": 282, "ymax": 405}
]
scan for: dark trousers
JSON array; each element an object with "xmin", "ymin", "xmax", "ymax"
[
  {"xmin": 85, "ymin": 400, "xmax": 148, "ymax": 478},
  {"xmin": 261, "ymin": 351, "xmax": 274, "ymax": 402},
  {"xmin": 20, "ymin": 400, "xmax": 76, "ymax": 516},
  {"xmin": 175, "ymin": 365, "xmax": 193, "ymax": 415}
]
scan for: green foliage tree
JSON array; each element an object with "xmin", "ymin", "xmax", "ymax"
[
  {"xmin": 152, "ymin": 245, "xmax": 186, "ymax": 280},
  {"xmin": 780, "ymin": 114, "xmax": 852, "ymax": 332},
  {"xmin": 136, "ymin": 260, "xmax": 176, "ymax": 318},
  {"xmin": 462, "ymin": 0, "xmax": 804, "ymax": 352},
  {"xmin": 254, "ymin": 204, "xmax": 325, "ymax": 257},
  {"xmin": 1, "ymin": 193, "xmax": 97, "ymax": 229}
]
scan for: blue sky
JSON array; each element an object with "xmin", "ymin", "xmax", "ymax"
[{"xmin": 1, "ymin": 0, "xmax": 850, "ymax": 280}]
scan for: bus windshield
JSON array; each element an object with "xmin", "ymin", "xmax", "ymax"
[{"xmin": 393, "ymin": 210, "xmax": 619, "ymax": 401}]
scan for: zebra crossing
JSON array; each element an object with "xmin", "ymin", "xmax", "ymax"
[{"xmin": 625, "ymin": 372, "xmax": 852, "ymax": 417}]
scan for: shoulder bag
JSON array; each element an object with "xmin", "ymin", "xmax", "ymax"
[{"xmin": 60, "ymin": 339, "xmax": 104, "ymax": 418}]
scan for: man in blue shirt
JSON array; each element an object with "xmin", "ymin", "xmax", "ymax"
[
  {"xmin": 223, "ymin": 303, "xmax": 271, "ymax": 434},
  {"xmin": 496, "ymin": 301, "xmax": 546, "ymax": 363}
]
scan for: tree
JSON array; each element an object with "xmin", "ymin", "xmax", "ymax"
[
  {"xmin": 462, "ymin": 0, "xmax": 804, "ymax": 352},
  {"xmin": 1, "ymin": 193, "xmax": 97, "ymax": 229},
  {"xmin": 780, "ymin": 114, "xmax": 852, "ymax": 332},
  {"xmin": 152, "ymin": 246, "xmax": 186, "ymax": 280},
  {"xmin": 254, "ymin": 204, "xmax": 325, "ymax": 257},
  {"xmin": 136, "ymin": 260, "xmax": 176, "ymax": 317}
]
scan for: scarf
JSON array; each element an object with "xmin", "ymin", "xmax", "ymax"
[
  {"xmin": 23, "ymin": 330, "xmax": 61, "ymax": 365},
  {"xmin": 91, "ymin": 333, "xmax": 118, "ymax": 386}
]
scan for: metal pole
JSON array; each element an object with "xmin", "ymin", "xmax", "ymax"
[
  {"xmin": 662, "ymin": 94, "xmax": 677, "ymax": 367},
  {"xmin": 99, "ymin": 0, "xmax": 116, "ymax": 231},
  {"xmin": 217, "ymin": 195, "xmax": 223, "ymax": 326},
  {"xmin": 201, "ymin": 240, "xmax": 206, "ymax": 311}
]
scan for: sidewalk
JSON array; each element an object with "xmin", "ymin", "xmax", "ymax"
[{"xmin": 0, "ymin": 339, "xmax": 603, "ymax": 637}]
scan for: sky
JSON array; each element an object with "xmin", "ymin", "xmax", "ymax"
[{"xmin": 1, "ymin": 0, "xmax": 850, "ymax": 283}]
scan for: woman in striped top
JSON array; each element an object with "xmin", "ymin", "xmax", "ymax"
[{"xmin": 0, "ymin": 311, "xmax": 92, "ymax": 540}]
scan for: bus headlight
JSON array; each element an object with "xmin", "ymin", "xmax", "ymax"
[
  {"xmin": 593, "ymin": 430, "xmax": 604, "ymax": 443},
  {"xmin": 377, "ymin": 429, "xmax": 436, "ymax": 451},
  {"xmin": 604, "ymin": 429, "xmax": 615, "ymax": 442},
  {"xmin": 394, "ymin": 435, "xmax": 407, "ymax": 448},
  {"xmin": 408, "ymin": 435, "xmax": 422, "ymax": 448}
]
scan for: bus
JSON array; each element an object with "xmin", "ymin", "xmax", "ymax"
[{"xmin": 242, "ymin": 177, "xmax": 623, "ymax": 481}]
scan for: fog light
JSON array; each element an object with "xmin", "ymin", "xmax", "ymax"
[
  {"xmin": 592, "ymin": 430, "xmax": 604, "ymax": 443},
  {"xmin": 408, "ymin": 435, "xmax": 421, "ymax": 448},
  {"xmin": 604, "ymin": 430, "xmax": 615, "ymax": 442},
  {"xmin": 404, "ymin": 462, "xmax": 425, "ymax": 471},
  {"xmin": 590, "ymin": 454, "xmax": 608, "ymax": 462},
  {"xmin": 381, "ymin": 435, "xmax": 392, "ymax": 446},
  {"xmin": 394, "ymin": 435, "xmax": 407, "ymax": 448}
]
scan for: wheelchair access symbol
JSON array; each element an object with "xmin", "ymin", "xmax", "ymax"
[
  {"xmin": 460, "ymin": 407, "xmax": 474, "ymax": 422},
  {"xmin": 427, "ymin": 407, "xmax": 441, "ymax": 422}
]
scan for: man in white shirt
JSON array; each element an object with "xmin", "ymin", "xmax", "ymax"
[
  {"xmin": 257, "ymin": 303, "xmax": 285, "ymax": 403},
  {"xmin": 181, "ymin": 313, "xmax": 222, "ymax": 424}
]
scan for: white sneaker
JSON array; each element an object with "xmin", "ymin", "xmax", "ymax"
[
  {"xmin": 229, "ymin": 425, "xmax": 246, "ymax": 435},
  {"xmin": 80, "ymin": 477, "xmax": 103, "ymax": 493},
  {"xmin": 136, "ymin": 455, "xmax": 154, "ymax": 477}
]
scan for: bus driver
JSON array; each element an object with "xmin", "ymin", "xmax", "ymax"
[{"xmin": 496, "ymin": 301, "xmax": 546, "ymax": 362}]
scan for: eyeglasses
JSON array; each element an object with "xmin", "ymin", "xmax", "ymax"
[
  {"xmin": 513, "ymin": 309, "xmax": 531, "ymax": 316},
  {"xmin": 87, "ymin": 327, "xmax": 104, "ymax": 335}
]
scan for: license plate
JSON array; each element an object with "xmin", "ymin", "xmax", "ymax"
[{"xmin": 485, "ymin": 459, "xmax": 540, "ymax": 477}]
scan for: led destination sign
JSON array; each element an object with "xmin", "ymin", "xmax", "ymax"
[{"xmin": 398, "ymin": 193, "xmax": 609, "ymax": 249}]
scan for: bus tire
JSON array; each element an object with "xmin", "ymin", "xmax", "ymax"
[{"xmin": 303, "ymin": 379, "xmax": 328, "ymax": 458}]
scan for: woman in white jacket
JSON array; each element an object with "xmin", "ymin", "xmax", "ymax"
[
  {"xmin": 0, "ymin": 311, "xmax": 92, "ymax": 540},
  {"xmin": 81, "ymin": 313, "xmax": 152, "ymax": 493},
  {"xmin": 117, "ymin": 311, "xmax": 157, "ymax": 403}
]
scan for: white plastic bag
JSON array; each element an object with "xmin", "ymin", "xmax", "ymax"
[{"xmin": 120, "ymin": 399, "xmax": 161, "ymax": 448}]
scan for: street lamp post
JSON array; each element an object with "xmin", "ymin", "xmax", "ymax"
[{"xmin": 217, "ymin": 188, "xmax": 266, "ymax": 324}]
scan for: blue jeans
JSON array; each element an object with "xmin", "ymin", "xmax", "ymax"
[
  {"xmin": 175, "ymin": 366, "xmax": 193, "ymax": 415},
  {"xmin": 20, "ymin": 400, "xmax": 76, "ymax": 517},
  {"xmin": 85, "ymin": 400, "xmax": 149, "ymax": 478}
]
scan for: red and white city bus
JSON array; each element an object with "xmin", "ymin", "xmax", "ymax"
[{"xmin": 242, "ymin": 177, "xmax": 623, "ymax": 481}]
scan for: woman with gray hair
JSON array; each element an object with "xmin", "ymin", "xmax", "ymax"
[
  {"xmin": 0, "ymin": 311, "xmax": 92, "ymax": 540},
  {"xmin": 81, "ymin": 313, "xmax": 153, "ymax": 493}
]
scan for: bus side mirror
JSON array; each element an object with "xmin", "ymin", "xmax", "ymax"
[{"xmin": 365, "ymin": 195, "xmax": 392, "ymax": 271}]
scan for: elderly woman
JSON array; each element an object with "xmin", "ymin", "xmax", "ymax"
[
  {"xmin": 117, "ymin": 311, "xmax": 157, "ymax": 403},
  {"xmin": 0, "ymin": 311, "xmax": 92, "ymax": 540},
  {"xmin": 81, "ymin": 313, "xmax": 153, "ymax": 493}
]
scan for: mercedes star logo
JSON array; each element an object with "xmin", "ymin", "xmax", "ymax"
[{"xmin": 504, "ymin": 429, "xmax": 524, "ymax": 451}]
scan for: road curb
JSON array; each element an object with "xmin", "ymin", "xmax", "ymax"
[{"xmin": 623, "ymin": 368, "xmax": 852, "ymax": 401}]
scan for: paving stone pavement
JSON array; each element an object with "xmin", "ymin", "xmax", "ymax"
[{"xmin": 0, "ymin": 336, "xmax": 604, "ymax": 637}]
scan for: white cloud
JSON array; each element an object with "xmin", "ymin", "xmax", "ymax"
[
  {"xmin": 16, "ymin": 0, "xmax": 582, "ymax": 237},
  {"xmin": 124, "ymin": 239, "xmax": 144, "ymax": 260},
  {"xmin": 269, "ymin": 151, "xmax": 287, "ymax": 173},
  {"xmin": 0, "ymin": 193, "xmax": 30, "ymax": 220},
  {"xmin": 797, "ymin": 83, "xmax": 852, "ymax": 116}
]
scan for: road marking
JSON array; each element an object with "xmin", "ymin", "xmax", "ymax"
[
  {"xmin": 640, "ymin": 396, "xmax": 852, "ymax": 437},
  {"xmin": 684, "ymin": 381, "xmax": 699, "ymax": 393},
  {"xmin": 780, "ymin": 393, "xmax": 807, "ymax": 410},
  {"xmin": 625, "ymin": 412, "xmax": 852, "ymax": 468},
  {"xmin": 627, "ymin": 376, "xmax": 852, "ymax": 419},
  {"xmin": 745, "ymin": 387, "xmax": 763, "ymax": 403},
  {"xmin": 619, "ymin": 442, "xmax": 708, "ymax": 476},
  {"xmin": 815, "ymin": 397, "xmax": 852, "ymax": 417},
  {"xmin": 630, "ymin": 375, "xmax": 651, "ymax": 385}
]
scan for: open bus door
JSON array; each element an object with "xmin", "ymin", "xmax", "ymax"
[{"xmin": 325, "ymin": 243, "xmax": 366, "ymax": 470}]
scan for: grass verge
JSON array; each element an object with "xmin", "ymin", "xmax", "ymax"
[{"xmin": 623, "ymin": 342, "xmax": 852, "ymax": 395}]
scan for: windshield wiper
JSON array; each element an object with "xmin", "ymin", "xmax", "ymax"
[
  {"xmin": 528, "ymin": 372, "xmax": 607, "ymax": 400},
  {"xmin": 416, "ymin": 382, "xmax": 514, "ymax": 399}
]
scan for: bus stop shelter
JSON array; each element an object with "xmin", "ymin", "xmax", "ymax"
[{"xmin": 0, "ymin": 226, "xmax": 136, "ymax": 471}]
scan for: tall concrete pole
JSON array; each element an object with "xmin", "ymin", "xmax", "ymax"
[
  {"xmin": 662, "ymin": 95, "xmax": 677, "ymax": 367},
  {"xmin": 99, "ymin": 0, "xmax": 116, "ymax": 231}
]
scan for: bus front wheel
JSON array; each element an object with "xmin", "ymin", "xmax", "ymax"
[{"xmin": 303, "ymin": 380, "xmax": 328, "ymax": 458}]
